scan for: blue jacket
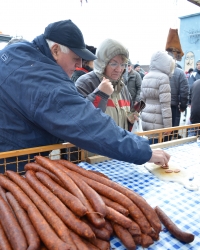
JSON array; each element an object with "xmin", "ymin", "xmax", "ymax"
[{"xmin": 0, "ymin": 35, "xmax": 152, "ymax": 164}]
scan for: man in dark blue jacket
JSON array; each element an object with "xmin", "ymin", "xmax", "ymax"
[{"xmin": 0, "ymin": 20, "xmax": 170, "ymax": 167}]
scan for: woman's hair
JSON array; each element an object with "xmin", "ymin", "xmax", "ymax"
[{"xmin": 46, "ymin": 39, "xmax": 70, "ymax": 54}]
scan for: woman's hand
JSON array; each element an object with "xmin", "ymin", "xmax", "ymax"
[{"xmin": 98, "ymin": 77, "xmax": 114, "ymax": 95}]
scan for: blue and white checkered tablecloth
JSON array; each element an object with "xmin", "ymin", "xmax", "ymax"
[{"xmin": 78, "ymin": 141, "xmax": 200, "ymax": 250}]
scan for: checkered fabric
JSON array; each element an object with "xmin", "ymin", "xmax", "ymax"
[{"xmin": 78, "ymin": 141, "xmax": 200, "ymax": 250}]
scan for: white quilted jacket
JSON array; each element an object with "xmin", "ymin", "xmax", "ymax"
[{"xmin": 140, "ymin": 51, "xmax": 174, "ymax": 131}]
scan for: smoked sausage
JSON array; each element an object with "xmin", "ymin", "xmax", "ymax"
[
  {"xmin": 35, "ymin": 171, "xmax": 87, "ymax": 217},
  {"xmin": 0, "ymin": 221, "xmax": 12, "ymax": 250},
  {"xmin": 0, "ymin": 195, "xmax": 28, "ymax": 250},
  {"xmin": 58, "ymin": 159, "xmax": 161, "ymax": 234},
  {"xmin": 6, "ymin": 192, "xmax": 41, "ymax": 250},
  {"xmin": 5, "ymin": 171, "xmax": 76, "ymax": 248},
  {"xmin": 0, "ymin": 174, "xmax": 71, "ymax": 250},
  {"xmin": 112, "ymin": 223, "xmax": 136, "ymax": 250},
  {"xmin": 155, "ymin": 206, "xmax": 195, "ymax": 243},
  {"xmin": 35, "ymin": 156, "xmax": 105, "ymax": 228},
  {"xmin": 26, "ymin": 170, "xmax": 95, "ymax": 240}
]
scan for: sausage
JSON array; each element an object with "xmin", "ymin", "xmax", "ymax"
[
  {"xmin": 82, "ymin": 218, "xmax": 111, "ymax": 241},
  {"xmin": 89, "ymin": 237, "xmax": 110, "ymax": 250},
  {"xmin": 5, "ymin": 171, "xmax": 77, "ymax": 248},
  {"xmin": 24, "ymin": 162, "xmax": 63, "ymax": 187},
  {"xmin": 67, "ymin": 171, "xmax": 151, "ymax": 234},
  {"xmin": 0, "ymin": 186, "xmax": 7, "ymax": 202},
  {"xmin": 0, "ymin": 185, "xmax": 16, "ymax": 218},
  {"xmin": 6, "ymin": 192, "xmax": 41, "ymax": 250},
  {"xmin": 27, "ymin": 205, "xmax": 73, "ymax": 250},
  {"xmin": 132, "ymin": 235, "xmax": 142, "ymax": 245},
  {"xmin": 101, "ymin": 195, "xmax": 129, "ymax": 216},
  {"xmin": 105, "ymin": 206, "xmax": 134, "ymax": 229},
  {"xmin": 81, "ymin": 239, "xmax": 100, "ymax": 250},
  {"xmin": 25, "ymin": 170, "xmax": 95, "ymax": 240},
  {"xmin": 35, "ymin": 171, "xmax": 87, "ymax": 217},
  {"xmin": 35, "ymin": 156, "xmax": 105, "ymax": 228},
  {"xmin": 155, "ymin": 206, "xmax": 195, "ymax": 243},
  {"xmin": 112, "ymin": 223, "xmax": 136, "ymax": 250},
  {"xmin": 0, "ymin": 174, "xmax": 71, "ymax": 250},
  {"xmin": 128, "ymin": 221, "xmax": 141, "ymax": 236},
  {"xmin": 58, "ymin": 159, "xmax": 161, "ymax": 234},
  {"xmin": 53, "ymin": 161, "xmax": 107, "ymax": 218},
  {"xmin": 141, "ymin": 234, "xmax": 154, "ymax": 248},
  {"xmin": 0, "ymin": 221, "xmax": 12, "ymax": 250},
  {"xmin": 0, "ymin": 195, "xmax": 28, "ymax": 250},
  {"xmin": 69, "ymin": 230, "xmax": 90, "ymax": 250},
  {"xmin": 36, "ymin": 156, "xmax": 106, "ymax": 217},
  {"xmin": 104, "ymin": 220, "xmax": 113, "ymax": 236}
]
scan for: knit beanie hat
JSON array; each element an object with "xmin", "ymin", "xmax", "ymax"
[{"xmin": 134, "ymin": 64, "xmax": 140, "ymax": 69}]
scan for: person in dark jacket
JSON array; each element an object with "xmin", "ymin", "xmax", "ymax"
[
  {"xmin": 0, "ymin": 19, "xmax": 170, "ymax": 169},
  {"xmin": 190, "ymin": 79, "xmax": 200, "ymax": 135},
  {"xmin": 188, "ymin": 59, "xmax": 200, "ymax": 104},
  {"xmin": 134, "ymin": 64, "xmax": 145, "ymax": 79},
  {"xmin": 71, "ymin": 45, "xmax": 96, "ymax": 82},
  {"xmin": 126, "ymin": 59, "xmax": 142, "ymax": 106},
  {"xmin": 169, "ymin": 66, "xmax": 189, "ymax": 128}
]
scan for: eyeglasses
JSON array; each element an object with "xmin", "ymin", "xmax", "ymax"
[{"xmin": 108, "ymin": 62, "xmax": 127, "ymax": 69}]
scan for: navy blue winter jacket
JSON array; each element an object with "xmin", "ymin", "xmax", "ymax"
[{"xmin": 0, "ymin": 35, "xmax": 151, "ymax": 164}]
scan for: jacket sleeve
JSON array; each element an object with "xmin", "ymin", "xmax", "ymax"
[
  {"xmin": 159, "ymin": 78, "xmax": 172, "ymax": 128},
  {"xmin": 75, "ymin": 74, "xmax": 109, "ymax": 113},
  {"xmin": 135, "ymin": 73, "xmax": 142, "ymax": 102},
  {"xmin": 179, "ymin": 72, "xmax": 189, "ymax": 111},
  {"xmin": 33, "ymin": 82, "xmax": 152, "ymax": 165},
  {"xmin": 71, "ymin": 70, "xmax": 85, "ymax": 82}
]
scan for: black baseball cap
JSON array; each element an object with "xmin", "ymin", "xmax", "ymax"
[{"xmin": 44, "ymin": 20, "xmax": 97, "ymax": 61}]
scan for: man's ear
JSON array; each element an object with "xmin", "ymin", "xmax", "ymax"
[{"xmin": 50, "ymin": 44, "xmax": 61, "ymax": 61}]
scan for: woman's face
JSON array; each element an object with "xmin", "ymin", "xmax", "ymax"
[{"xmin": 104, "ymin": 55, "xmax": 126, "ymax": 80}]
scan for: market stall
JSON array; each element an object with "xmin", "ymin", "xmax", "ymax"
[
  {"xmin": 0, "ymin": 125, "xmax": 199, "ymax": 250},
  {"xmin": 81, "ymin": 138, "xmax": 200, "ymax": 249}
]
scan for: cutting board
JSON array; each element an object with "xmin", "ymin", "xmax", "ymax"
[{"xmin": 144, "ymin": 162, "xmax": 198, "ymax": 191}]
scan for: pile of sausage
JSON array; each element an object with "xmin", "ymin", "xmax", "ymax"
[{"xmin": 0, "ymin": 156, "xmax": 195, "ymax": 250}]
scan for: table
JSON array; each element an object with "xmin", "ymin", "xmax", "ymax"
[{"xmin": 78, "ymin": 141, "xmax": 200, "ymax": 250}]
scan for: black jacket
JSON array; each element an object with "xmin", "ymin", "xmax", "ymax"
[
  {"xmin": 191, "ymin": 79, "xmax": 200, "ymax": 124},
  {"xmin": 169, "ymin": 67, "xmax": 189, "ymax": 111},
  {"xmin": 71, "ymin": 65, "xmax": 93, "ymax": 82}
]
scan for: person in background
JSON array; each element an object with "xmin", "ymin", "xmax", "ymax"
[
  {"xmin": 189, "ymin": 60, "xmax": 200, "ymax": 93},
  {"xmin": 190, "ymin": 79, "xmax": 200, "ymax": 136},
  {"xmin": 169, "ymin": 64, "xmax": 189, "ymax": 134},
  {"xmin": 71, "ymin": 45, "xmax": 96, "ymax": 82},
  {"xmin": 75, "ymin": 38, "xmax": 138, "ymax": 131},
  {"xmin": 126, "ymin": 59, "xmax": 142, "ymax": 107},
  {"xmin": 134, "ymin": 64, "xmax": 145, "ymax": 79},
  {"xmin": 140, "ymin": 51, "xmax": 175, "ymax": 144},
  {"xmin": 0, "ymin": 20, "xmax": 170, "ymax": 168}
]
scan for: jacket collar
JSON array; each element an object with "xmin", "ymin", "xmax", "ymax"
[{"xmin": 32, "ymin": 34, "xmax": 56, "ymax": 62}]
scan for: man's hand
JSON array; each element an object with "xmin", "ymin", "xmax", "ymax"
[
  {"xmin": 148, "ymin": 148, "xmax": 170, "ymax": 166},
  {"xmin": 98, "ymin": 77, "xmax": 114, "ymax": 96}
]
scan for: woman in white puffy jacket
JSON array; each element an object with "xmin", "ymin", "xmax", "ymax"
[{"xmin": 140, "ymin": 51, "xmax": 175, "ymax": 143}]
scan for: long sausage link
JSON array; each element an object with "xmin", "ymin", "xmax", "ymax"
[
  {"xmin": 0, "ymin": 221, "xmax": 12, "ymax": 250},
  {"xmin": 35, "ymin": 171, "xmax": 87, "ymax": 217},
  {"xmin": 58, "ymin": 159, "xmax": 161, "ymax": 234},
  {"xmin": 155, "ymin": 206, "xmax": 195, "ymax": 243},
  {"xmin": 26, "ymin": 170, "xmax": 95, "ymax": 240},
  {"xmin": 0, "ymin": 174, "xmax": 72, "ymax": 250},
  {"xmin": 35, "ymin": 156, "xmax": 105, "ymax": 228},
  {"xmin": 0, "ymin": 195, "xmax": 28, "ymax": 250},
  {"xmin": 5, "ymin": 171, "xmax": 77, "ymax": 249},
  {"xmin": 6, "ymin": 192, "xmax": 41, "ymax": 250}
]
